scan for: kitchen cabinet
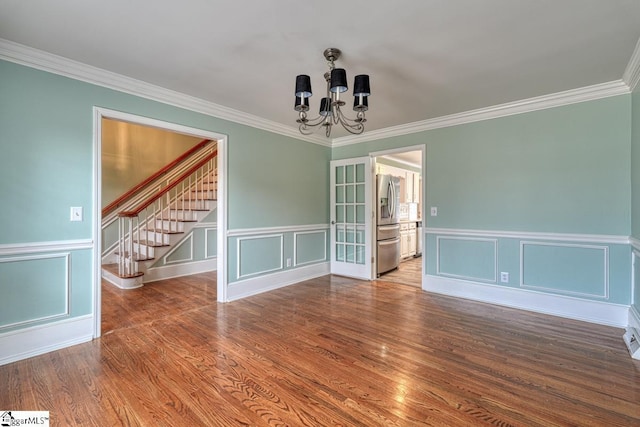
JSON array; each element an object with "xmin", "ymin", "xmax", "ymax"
[
  {"xmin": 402, "ymin": 172, "xmax": 421, "ymax": 204},
  {"xmin": 398, "ymin": 176, "xmax": 406, "ymax": 203},
  {"xmin": 405, "ymin": 172, "xmax": 413, "ymax": 202},
  {"xmin": 400, "ymin": 222, "xmax": 417, "ymax": 259}
]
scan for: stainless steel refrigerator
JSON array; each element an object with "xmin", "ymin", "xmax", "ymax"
[{"xmin": 376, "ymin": 174, "xmax": 401, "ymax": 276}]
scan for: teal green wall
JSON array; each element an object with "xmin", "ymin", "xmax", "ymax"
[
  {"xmin": 632, "ymin": 90, "xmax": 640, "ymax": 240},
  {"xmin": 229, "ymin": 131, "xmax": 329, "ymax": 228},
  {"xmin": 0, "ymin": 60, "xmax": 329, "ymax": 244},
  {"xmin": 632, "ymin": 88, "xmax": 640, "ymax": 309},
  {"xmin": 335, "ymin": 95, "xmax": 633, "ymax": 304},
  {"xmin": 1, "ymin": 55, "xmax": 637, "ymax": 333},
  {"xmin": 336, "ymin": 97, "xmax": 631, "ymax": 235},
  {"xmin": 0, "ymin": 59, "xmax": 329, "ymax": 331}
]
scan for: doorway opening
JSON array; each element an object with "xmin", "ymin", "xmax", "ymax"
[
  {"xmin": 372, "ymin": 146, "xmax": 424, "ymax": 288},
  {"xmin": 92, "ymin": 107, "xmax": 227, "ymax": 338}
]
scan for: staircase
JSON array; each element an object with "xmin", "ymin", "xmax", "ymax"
[{"xmin": 102, "ymin": 143, "xmax": 217, "ymax": 289}]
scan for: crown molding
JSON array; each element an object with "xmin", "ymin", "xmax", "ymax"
[
  {"xmin": 1, "ymin": 38, "xmax": 634, "ymax": 150},
  {"xmin": 333, "ymin": 80, "xmax": 630, "ymax": 147},
  {"xmin": 623, "ymin": 37, "xmax": 640, "ymax": 92},
  {"xmin": 0, "ymin": 39, "xmax": 331, "ymax": 148}
]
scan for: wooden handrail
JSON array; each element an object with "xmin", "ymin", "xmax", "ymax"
[
  {"xmin": 118, "ymin": 150, "xmax": 217, "ymax": 218},
  {"xmin": 102, "ymin": 139, "xmax": 214, "ymax": 216}
]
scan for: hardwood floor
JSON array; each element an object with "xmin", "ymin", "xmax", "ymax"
[
  {"xmin": 379, "ymin": 256, "xmax": 422, "ymax": 287},
  {"xmin": 1, "ymin": 273, "xmax": 639, "ymax": 426},
  {"xmin": 100, "ymin": 273, "xmax": 218, "ymax": 334}
]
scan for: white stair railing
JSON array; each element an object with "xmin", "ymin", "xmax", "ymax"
[{"xmin": 115, "ymin": 153, "xmax": 217, "ymax": 277}]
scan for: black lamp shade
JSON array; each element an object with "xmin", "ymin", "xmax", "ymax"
[
  {"xmin": 330, "ymin": 68, "xmax": 348, "ymax": 93},
  {"xmin": 294, "ymin": 96, "xmax": 309, "ymax": 112},
  {"xmin": 353, "ymin": 75, "xmax": 370, "ymax": 96},
  {"xmin": 295, "ymin": 75, "xmax": 312, "ymax": 97},
  {"xmin": 354, "ymin": 95, "xmax": 368, "ymax": 112},
  {"xmin": 320, "ymin": 97, "xmax": 332, "ymax": 116}
]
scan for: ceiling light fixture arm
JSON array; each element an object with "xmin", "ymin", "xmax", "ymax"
[{"xmin": 294, "ymin": 48, "xmax": 370, "ymax": 138}]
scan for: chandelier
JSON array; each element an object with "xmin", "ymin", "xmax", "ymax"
[{"xmin": 294, "ymin": 48, "xmax": 370, "ymax": 138}]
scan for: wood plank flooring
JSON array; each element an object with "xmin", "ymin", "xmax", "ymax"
[
  {"xmin": 1, "ymin": 273, "xmax": 639, "ymax": 426},
  {"xmin": 379, "ymin": 256, "xmax": 422, "ymax": 288}
]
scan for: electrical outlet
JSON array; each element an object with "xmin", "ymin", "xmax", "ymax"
[
  {"xmin": 70, "ymin": 207, "xmax": 83, "ymax": 222},
  {"xmin": 286, "ymin": 258, "xmax": 292, "ymax": 267},
  {"xmin": 430, "ymin": 207, "xmax": 438, "ymax": 216},
  {"xmin": 500, "ymin": 272, "xmax": 509, "ymax": 283}
]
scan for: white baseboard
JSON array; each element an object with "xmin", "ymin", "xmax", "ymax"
[
  {"xmin": 0, "ymin": 315, "xmax": 94, "ymax": 366},
  {"xmin": 144, "ymin": 257, "xmax": 217, "ymax": 283},
  {"xmin": 424, "ymin": 274, "xmax": 629, "ymax": 327},
  {"xmin": 629, "ymin": 305, "xmax": 640, "ymax": 330},
  {"xmin": 227, "ymin": 262, "xmax": 330, "ymax": 301}
]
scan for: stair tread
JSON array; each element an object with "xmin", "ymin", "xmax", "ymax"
[
  {"xmin": 102, "ymin": 263, "xmax": 144, "ymax": 278},
  {"xmin": 135, "ymin": 240, "xmax": 170, "ymax": 247},
  {"xmin": 142, "ymin": 229, "xmax": 185, "ymax": 235},
  {"xmin": 160, "ymin": 218, "xmax": 198, "ymax": 222},
  {"xmin": 175, "ymin": 200, "xmax": 214, "ymax": 204}
]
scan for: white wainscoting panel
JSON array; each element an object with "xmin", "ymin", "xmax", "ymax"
[
  {"xmin": 436, "ymin": 236, "xmax": 498, "ymax": 283},
  {"xmin": 0, "ymin": 253, "xmax": 71, "ymax": 330},
  {"xmin": 236, "ymin": 234, "xmax": 284, "ymax": 280},
  {"xmin": 163, "ymin": 234, "xmax": 194, "ymax": 265},
  {"xmin": 520, "ymin": 241, "xmax": 609, "ymax": 299},
  {"xmin": 204, "ymin": 227, "xmax": 217, "ymax": 259},
  {"xmin": 294, "ymin": 230, "xmax": 328, "ymax": 267}
]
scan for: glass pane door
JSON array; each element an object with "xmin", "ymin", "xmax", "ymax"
[{"xmin": 330, "ymin": 157, "xmax": 372, "ymax": 279}]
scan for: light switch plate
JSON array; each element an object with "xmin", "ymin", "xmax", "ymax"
[
  {"xmin": 70, "ymin": 207, "xmax": 83, "ymax": 222},
  {"xmin": 430, "ymin": 207, "xmax": 438, "ymax": 216}
]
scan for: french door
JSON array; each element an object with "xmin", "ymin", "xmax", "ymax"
[{"xmin": 330, "ymin": 157, "xmax": 373, "ymax": 279}]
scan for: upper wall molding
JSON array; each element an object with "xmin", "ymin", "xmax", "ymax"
[
  {"xmin": 426, "ymin": 227, "xmax": 629, "ymax": 245},
  {"xmin": 623, "ymin": 37, "xmax": 640, "ymax": 92},
  {"xmin": 0, "ymin": 239, "xmax": 94, "ymax": 256},
  {"xmin": 227, "ymin": 224, "xmax": 330, "ymax": 237},
  {"xmin": 0, "ymin": 39, "xmax": 330, "ymax": 148},
  {"xmin": 0, "ymin": 38, "xmax": 634, "ymax": 149}
]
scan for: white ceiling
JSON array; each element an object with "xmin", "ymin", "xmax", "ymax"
[{"xmin": 1, "ymin": 1, "xmax": 639, "ymax": 140}]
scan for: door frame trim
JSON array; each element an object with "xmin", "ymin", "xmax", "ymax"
[
  {"xmin": 92, "ymin": 107, "xmax": 228, "ymax": 338},
  {"xmin": 369, "ymin": 144, "xmax": 426, "ymax": 286}
]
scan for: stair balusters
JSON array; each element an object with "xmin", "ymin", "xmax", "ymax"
[{"xmin": 115, "ymin": 155, "xmax": 217, "ymax": 278}]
